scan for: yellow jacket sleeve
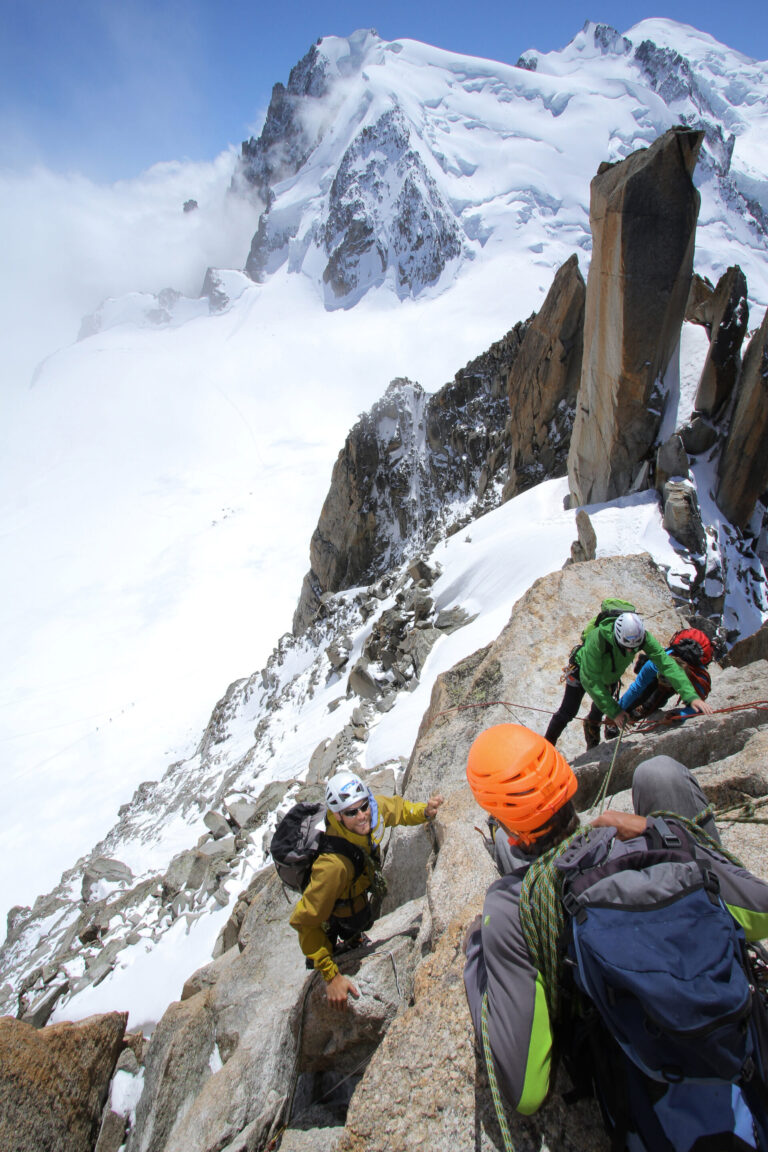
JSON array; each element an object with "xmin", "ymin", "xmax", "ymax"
[
  {"xmin": 376, "ymin": 794, "xmax": 428, "ymax": 828},
  {"xmin": 289, "ymin": 852, "xmax": 355, "ymax": 981}
]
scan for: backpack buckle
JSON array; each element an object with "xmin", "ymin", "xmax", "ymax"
[
  {"xmin": 703, "ymin": 867, "xmax": 721, "ymax": 898},
  {"xmin": 653, "ymin": 818, "xmax": 682, "ymax": 849},
  {"xmin": 562, "ymin": 891, "xmax": 587, "ymax": 923}
]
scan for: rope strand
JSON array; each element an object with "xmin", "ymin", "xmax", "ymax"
[{"xmin": 429, "ymin": 697, "xmax": 768, "ymax": 733}]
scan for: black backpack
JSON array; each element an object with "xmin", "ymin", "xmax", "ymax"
[{"xmin": 269, "ymin": 801, "xmax": 365, "ymax": 893}]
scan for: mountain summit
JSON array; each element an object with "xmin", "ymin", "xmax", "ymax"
[{"xmin": 235, "ymin": 20, "xmax": 768, "ymax": 309}]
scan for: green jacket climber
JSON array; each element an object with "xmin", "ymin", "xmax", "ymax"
[
  {"xmin": 576, "ymin": 617, "xmax": 699, "ymax": 719},
  {"xmin": 545, "ymin": 610, "xmax": 713, "ymax": 747}
]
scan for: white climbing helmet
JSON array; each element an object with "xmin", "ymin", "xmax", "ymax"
[
  {"xmin": 325, "ymin": 770, "xmax": 367, "ymax": 813},
  {"xmin": 614, "ymin": 612, "xmax": 645, "ymax": 650}
]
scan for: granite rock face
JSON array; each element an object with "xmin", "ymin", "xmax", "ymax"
[
  {"xmin": 403, "ymin": 553, "xmax": 697, "ymax": 778},
  {"xmin": 330, "ymin": 558, "xmax": 768, "ymax": 1152},
  {"xmin": 0, "ymin": 1012, "xmax": 127, "ymax": 1152},
  {"xmin": 567, "ymin": 127, "xmax": 703, "ymax": 505},
  {"xmin": 503, "ymin": 254, "xmax": 585, "ymax": 500},
  {"xmin": 717, "ymin": 307, "xmax": 768, "ymax": 528},
  {"xmin": 125, "ymin": 876, "xmax": 427, "ymax": 1152},
  {"xmin": 17, "ymin": 560, "xmax": 768, "ymax": 1152},
  {"xmin": 693, "ymin": 265, "xmax": 749, "ymax": 417}
]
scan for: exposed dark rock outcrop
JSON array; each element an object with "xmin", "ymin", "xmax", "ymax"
[
  {"xmin": 293, "ymin": 322, "xmax": 530, "ymax": 633},
  {"xmin": 567, "ymin": 508, "xmax": 597, "ymax": 564},
  {"xmin": 655, "ymin": 433, "xmax": 689, "ymax": 490},
  {"xmin": 717, "ymin": 307, "xmax": 768, "ymax": 528},
  {"xmin": 693, "ymin": 265, "xmax": 749, "ymax": 417},
  {"xmin": 662, "ymin": 479, "xmax": 707, "ymax": 555},
  {"xmin": 567, "ymin": 127, "xmax": 704, "ymax": 505},
  {"xmin": 240, "ymin": 44, "xmax": 329, "ymax": 203},
  {"xmin": 322, "ymin": 107, "xmax": 463, "ymax": 305},
  {"xmin": 503, "ymin": 253, "xmax": 585, "ymax": 499},
  {"xmin": 723, "ymin": 620, "xmax": 768, "ymax": 668},
  {"xmin": 243, "ymin": 80, "xmax": 463, "ymax": 303},
  {"xmin": 686, "ymin": 272, "xmax": 715, "ymax": 320}
]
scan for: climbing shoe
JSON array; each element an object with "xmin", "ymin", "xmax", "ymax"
[
  {"xmin": 583, "ymin": 717, "xmax": 601, "ymax": 749},
  {"xmin": 603, "ymin": 721, "xmax": 619, "ymax": 741},
  {"xmin": 334, "ymin": 932, "xmax": 371, "ymax": 956}
]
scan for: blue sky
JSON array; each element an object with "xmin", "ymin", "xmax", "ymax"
[{"xmin": 1, "ymin": 0, "xmax": 767, "ymax": 181}]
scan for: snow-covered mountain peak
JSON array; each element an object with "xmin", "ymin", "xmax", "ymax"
[
  {"xmin": 315, "ymin": 28, "xmax": 385, "ymax": 74},
  {"xmin": 543, "ymin": 20, "xmax": 633, "ymax": 63},
  {"xmin": 235, "ymin": 19, "xmax": 768, "ymax": 313},
  {"xmin": 626, "ymin": 17, "xmax": 766, "ymax": 70}
]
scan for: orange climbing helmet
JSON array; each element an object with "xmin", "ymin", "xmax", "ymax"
[{"xmin": 466, "ymin": 724, "xmax": 577, "ymax": 846}]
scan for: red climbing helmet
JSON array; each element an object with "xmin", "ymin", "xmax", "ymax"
[{"xmin": 466, "ymin": 724, "xmax": 577, "ymax": 846}]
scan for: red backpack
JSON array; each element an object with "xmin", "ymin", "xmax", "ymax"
[{"xmin": 669, "ymin": 627, "xmax": 713, "ymax": 666}]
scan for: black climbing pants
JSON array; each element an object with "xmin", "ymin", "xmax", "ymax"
[{"xmin": 545, "ymin": 677, "xmax": 605, "ymax": 747}]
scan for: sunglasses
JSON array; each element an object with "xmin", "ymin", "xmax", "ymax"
[{"xmin": 341, "ymin": 798, "xmax": 370, "ymax": 818}]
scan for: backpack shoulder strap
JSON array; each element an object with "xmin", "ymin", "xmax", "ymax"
[{"xmin": 317, "ymin": 833, "xmax": 366, "ymax": 880}]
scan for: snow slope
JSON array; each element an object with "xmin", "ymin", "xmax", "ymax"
[{"xmin": 2, "ymin": 18, "xmax": 768, "ymax": 929}]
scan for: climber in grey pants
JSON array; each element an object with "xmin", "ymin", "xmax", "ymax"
[{"xmin": 631, "ymin": 754, "xmax": 721, "ymax": 843}]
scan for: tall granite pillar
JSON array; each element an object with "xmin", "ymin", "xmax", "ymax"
[
  {"xmin": 717, "ymin": 308, "xmax": 768, "ymax": 528},
  {"xmin": 504, "ymin": 253, "xmax": 585, "ymax": 499},
  {"xmin": 567, "ymin": 127, "xmax": 704, "ymax": 506},
  {"xmin": 693, "ymin": 264, "xmax": 749, "ymax": 418}
]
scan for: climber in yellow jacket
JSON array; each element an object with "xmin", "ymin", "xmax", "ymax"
[{"xmin": 290, "ymin": 769, "xmax": 443, "ymax": 1010}]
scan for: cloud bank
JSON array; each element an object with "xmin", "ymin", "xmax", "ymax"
[{"xmin": 0, "ymin": 150, "xmax": 261, "ymax": 393}]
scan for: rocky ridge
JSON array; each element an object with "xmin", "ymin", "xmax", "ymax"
[
  {"xmin": 9, "ymin": 555, "xmax": 768, "ymax": 1152},
  {"xmin": 4, "ymin": 125, "xmax": 768, "ymax": 1039},
  {"xmin": 293, "ymin": 318, "xmax": 530, "ymax": 632},
  {"xmin": 3, "ymin": 120, "xmax": 768, "ymax": 1150}
]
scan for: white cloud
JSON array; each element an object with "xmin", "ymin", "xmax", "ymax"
[{"xmin": 0, "ymin": 151, "xmax": 261, "ymax": 391}]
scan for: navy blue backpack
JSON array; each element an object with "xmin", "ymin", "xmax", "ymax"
[{"xmin": 557, "ymin": 819, "xmax": 768, "ymax": 1151}]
